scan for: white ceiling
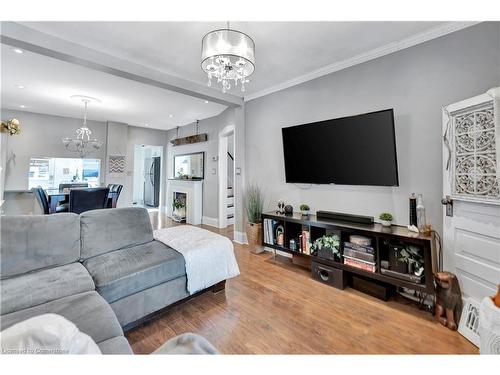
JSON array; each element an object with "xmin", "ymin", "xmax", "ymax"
[
  {"xmin": 2, "ymin": 21, "xmax": 470, "ymax": 128},
  {"xmin": 20, "ymin": 21, "xmax": 450, "ymax": 96},
  {"xmin": 0, "ymin": 44, "xmax": 227, "ymax": 130}
]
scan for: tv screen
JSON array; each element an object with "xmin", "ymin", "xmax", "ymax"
[{"xmin": 282, "ymin": 109, "xmax": 399, "ymax": 186}]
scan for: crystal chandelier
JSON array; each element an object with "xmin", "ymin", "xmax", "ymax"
[
  {"xmin": 62, "ymin": 96, "xmax": 103, "ymax": 158},
  {"xmin": 201, "ymin": 22, "xmax": 255, "ymax": 93}
]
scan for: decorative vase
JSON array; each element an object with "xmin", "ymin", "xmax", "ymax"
[
  {"xmin": 246, "ymin": 222, "xmax": 264, "ymax": 254},
  {"xmin": 381, "ymin": 220, "xmax": 392, "ymax": 227}
]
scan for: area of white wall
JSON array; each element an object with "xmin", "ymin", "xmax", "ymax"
[
  {"xmin": 244, "ymin": 22, "xmax": 500, "ymax": 236},
  {"xmin": 124, "ymin": 126, "xmax": 168, "ymax": 210},
  {"xmin": 132, "ymin": 144, "xmax": 164, "ymax": 206},
  {"xmin": 132, "ymin": 145, "xmax": 145, "ymax": 204}
]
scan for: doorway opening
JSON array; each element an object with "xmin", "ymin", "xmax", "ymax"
[
  {"xmin": 218, "ymin": 125, "xmax": 235, "ymax": 230},
  {"xmin": 132, "ymin": 144, "xmax": 163, "ymax": 211}
]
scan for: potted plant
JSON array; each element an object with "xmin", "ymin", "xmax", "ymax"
[
  {"xmin": 397, "ymin": 245, "xmax": 424, "ymax": 275},
  {"xmin": 173, "ymin": 198, "xmax": 186, "ymax": 221},
  {"xmin": 300, "ymin": 204, "xmax": 310, "ymax": 217},
  {"xmin": 245, "ymin": 184, "xmax": 265, "ymax": 254},
  {"xmin": 311, "ymin": 234, "xmax": 341, "ymax": 261},
  {"xmin": 379, "ymin": 212, "xmax": 393, "ymax": 227}
]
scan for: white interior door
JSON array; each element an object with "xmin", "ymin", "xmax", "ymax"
[{"xmin": 442, "ymin": 88, "xmax": 500, "ymax": 301}]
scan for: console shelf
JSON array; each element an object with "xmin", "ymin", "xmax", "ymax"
[{"xmin": 262, "ymin": 211, "xmax": 435, "ymax": 295}]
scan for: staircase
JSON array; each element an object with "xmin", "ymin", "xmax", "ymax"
[
  {"xmin": 227, "ymin": 186, "xmax": 234, "ymax": 225},
  {"xmin": 226, "ymin": 151, "xmax": 234, "ymax": 225}
]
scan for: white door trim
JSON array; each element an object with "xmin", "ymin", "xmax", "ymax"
[{"xmin": 218, "ymin": 125, "xmax": 235, "ymax": 229}]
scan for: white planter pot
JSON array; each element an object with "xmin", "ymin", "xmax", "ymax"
[{"xmin": 381, "ymin": 220, "xmax": 392, "ymax": 227}]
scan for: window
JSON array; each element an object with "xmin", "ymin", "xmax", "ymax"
[{"xmin": 28, "ymin": 157, "xmax": 101, "ymax": 190}]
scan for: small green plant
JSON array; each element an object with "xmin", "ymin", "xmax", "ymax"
[
  {"xmin": 311, "ymin": 234, "xmax": 340, "ymax": 257},
  {"xmin": 173, "ymin": 198, "xmax": 185, "ymax": 210},
  {"xmin": 397, "ymin": 246, "xmax": 423, "ymax": 268},
  {"xmin": 379, "ymin": 212, "xmax": 393, "ymax": 221},
  {"xmin": 299, "ymin": 204, "xmax": 310, "ymax": 211},
  {"xmin": 245, "ymin": 184, "xmax": 264, "ymax": 224}
]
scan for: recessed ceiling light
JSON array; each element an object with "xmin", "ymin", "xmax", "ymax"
[
  {"xmin": 145, "ymin": 124, "xmax": 149, "ymax": 127},
  {"xmin": 13, "ymin": 48, "xmax": 24, "ymax": 54},
  {"xmin": 169, "ymin": 114, "xmax": 173, "ymax": 118},
  {"xmin": 16, "ymin": 85, "xmax": 25, "ymax": 89},
  {"xmin": 20, "ymin": 105, "xmax": 26, "ymax": 108},
  {"xmin": 204, "ymin": 100, "xmax": 209, "ymax": 104}
]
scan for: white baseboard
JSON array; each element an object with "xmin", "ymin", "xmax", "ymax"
[
  {"xmin": 233, "ymin": 231, "xmax": 248, "ymax": 244},
  {"xmin": 202, "ymin": 216, "xmax": 219, "ymax": 228}
]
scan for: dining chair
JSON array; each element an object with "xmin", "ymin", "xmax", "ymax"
[
  {"xmin": 58, "ymin": 182, "xmax": 89, "ymax": 193},
  {"xmin": 107, "ymin": 184, "xmax": 123, "ymax": 208},
  {"xmin": 33, "ymin": 187, "xmax": 68, "ymax": 214},
  {"xmin": 69, "ymin": 187, "xmax": 110, "ymax": 215}
]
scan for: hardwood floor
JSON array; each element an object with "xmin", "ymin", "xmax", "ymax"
[{"xmin": 125, "ymin": 212, "xmax": 477, "ymax": 354}]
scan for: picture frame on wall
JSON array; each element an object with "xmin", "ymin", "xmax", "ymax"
[{"xmin": 108, "ymin": 155, "xmax": 126, "ymax": 177}]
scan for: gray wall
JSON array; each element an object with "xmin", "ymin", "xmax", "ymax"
[
  {"xmin": 166, "ymin": 107, "xmax": 235, "ymax": 220},
  {"xmin": 245, "ymin": 22, "xmax": 500, "ymax": 235},
  {"xmin": 1, "ymin": 109, "xmax": 169, "ymax": 212},
  {"xmin": 1, "ymin": 109, "xmax": 107, "ymax": 191}
]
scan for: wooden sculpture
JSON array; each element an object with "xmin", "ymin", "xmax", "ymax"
[{"xmin": 434, "ymin": 271, "xmax": 463, "ymax": 330}]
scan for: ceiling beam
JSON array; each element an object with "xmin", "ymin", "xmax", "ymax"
[{"xmin": 0, "ymin": 22, "xmax": 243, "ymax": 108}]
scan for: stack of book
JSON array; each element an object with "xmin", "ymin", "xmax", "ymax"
[
  {"xmin": 343, "ymin": 235, "xmax": 376, "ymax": 273},
  {"xmin": 299, "ymin": 230, "xmax": 311, "ymax": 254},
  {"xmin": 263, "ymin": 218, "xmax": 281, "ymax": 246}
]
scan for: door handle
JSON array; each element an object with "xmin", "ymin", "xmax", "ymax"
[{"xmin": 441, "ymin": 196, "xmax": 453, "ymax": 217}]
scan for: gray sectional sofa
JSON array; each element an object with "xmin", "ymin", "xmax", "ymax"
[{"xmin": 0, "ymin": 207, "xmax": 221, "ymax": 354}]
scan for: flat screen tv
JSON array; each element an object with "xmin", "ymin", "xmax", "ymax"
[{"xmin": 282, "ymin": 109, "xmax": 399, "ymax": 186}]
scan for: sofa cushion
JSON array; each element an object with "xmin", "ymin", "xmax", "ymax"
[
  {"xmin": 98, "ymin": 336, "xmax": 133, "ymax": 354},
  {"xmin": 1, "ymin": 263, "xmax": 95, "ymax": 315},
  {"xmin": 0, "ymin": 291, "xmax": 124, "ymax": 345},
  {"xmin": 80, "ymin": 207, "xmax": 153, "ymax": 260},
  {"xmin": 0, "ymin": 213, "xmax": 80, "ymax": 278},
  {"xmin": 82, "ymin": 240, "xmax": 186, "ymax": 303}
]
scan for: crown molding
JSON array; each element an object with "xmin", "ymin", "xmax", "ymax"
[{"xmin": 244, "ymin": 21, "xmax": 480, "ymax": 102}]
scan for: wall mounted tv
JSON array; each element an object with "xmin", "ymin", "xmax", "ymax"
[{"xmin": 282, "ymin": 109, "xmax": 399, "ymax": 186}]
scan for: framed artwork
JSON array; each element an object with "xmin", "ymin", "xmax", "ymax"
[{"xmin": 108, "ymin": 155, "xmax": 126, "ymax": 176}]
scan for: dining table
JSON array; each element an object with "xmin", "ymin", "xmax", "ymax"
[{"xmin": 45, "ymin": 188, "xmax": 119, "ymax": 214}]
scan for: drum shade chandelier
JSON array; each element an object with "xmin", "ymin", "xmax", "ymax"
[{"xmin": 201, "ymin": 22, "xmax": 255, "ymax": 93}]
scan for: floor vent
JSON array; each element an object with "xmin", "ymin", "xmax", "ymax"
[{"xmin": 458, "ymin": 297, "xmax": 480, "ymax": 347}]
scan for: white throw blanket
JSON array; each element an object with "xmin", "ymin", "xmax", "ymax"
[{"xmin": 154, "ymin": 226, "xmax": 240, "ymax": 294}]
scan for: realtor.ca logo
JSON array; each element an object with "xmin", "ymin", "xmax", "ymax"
[{"xmin": 2, "ymin": 348, "xmax": 69, "ymax": 354}]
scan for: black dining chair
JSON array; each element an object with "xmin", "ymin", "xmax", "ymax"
[
  {"xmin": 107, "ymin": 184, "xmax": 123, "ymax": 208},
  {"xmin": 33, "ymin": 187, "xmax": 67, "ymax": 214},
  {"xmin": 69, "ymin": 187, "xmax": 110, "ymax": 215},
  {"xmin": 58, "ymin": 182, "xmax": 89, "ymax": 193}
]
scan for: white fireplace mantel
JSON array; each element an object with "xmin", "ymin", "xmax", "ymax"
[{"xmin": 166, "ymin": 179, "xmax": 203, "ymax": 225}]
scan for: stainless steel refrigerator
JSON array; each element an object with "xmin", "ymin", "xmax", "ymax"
[{"xmin": 144, "ymin": 156, "xmax": 161, "ymax": 207}]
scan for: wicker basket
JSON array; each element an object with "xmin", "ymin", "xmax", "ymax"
[{"xmin": 246, "ymin": 222, "xmax": 264, "ymax": 254}]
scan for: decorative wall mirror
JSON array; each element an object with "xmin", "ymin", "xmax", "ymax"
[{"xmin": 173, "ymin": 152, "xmax": 205, "ymax": 180}]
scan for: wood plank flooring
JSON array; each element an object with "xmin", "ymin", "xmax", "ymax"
[{"xmin": 125, "ymin": 212, "xmax": 477, "ymax": 354}]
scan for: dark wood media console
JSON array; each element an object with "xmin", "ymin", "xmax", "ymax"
[{"xmin": 261, "ymin": 211, "xmax": 436, "ymax": 296}]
